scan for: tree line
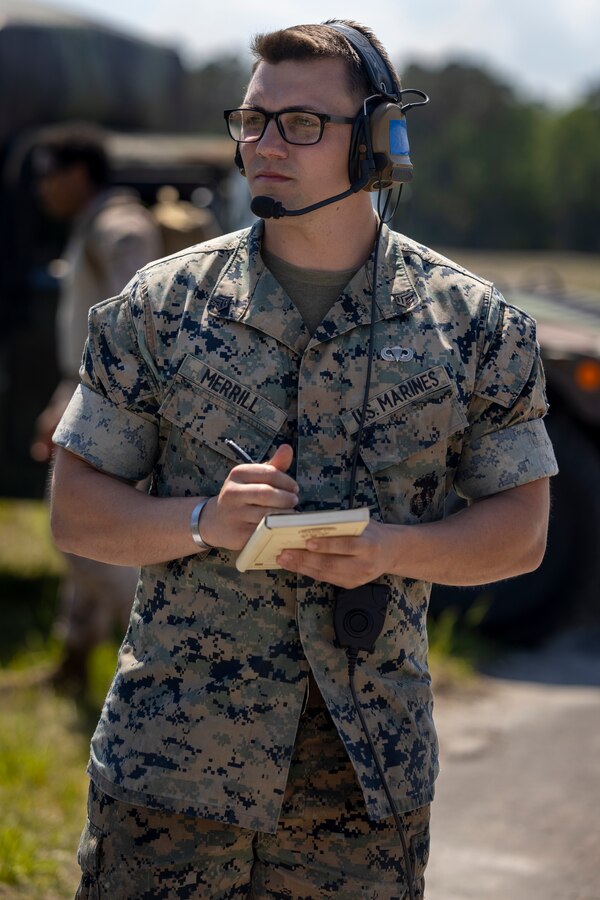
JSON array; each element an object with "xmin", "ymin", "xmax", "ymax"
[{"xmin": 187, "ymin": 55, "xmax": 600, "ymax": 252}]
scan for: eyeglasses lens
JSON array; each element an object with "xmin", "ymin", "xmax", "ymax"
[{"xmin": 229, "ymin": 110, "xmax": 323, "ymax": 145}]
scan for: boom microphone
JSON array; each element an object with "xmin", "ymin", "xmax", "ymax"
[{"xmin": 251, "ymin": 170, "xmax": 370, "ymax": 220}]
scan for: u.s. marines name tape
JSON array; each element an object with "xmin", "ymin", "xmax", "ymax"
[{"xmin": 341, "ymin": 365, "xmax": 451, "ymax": 435}]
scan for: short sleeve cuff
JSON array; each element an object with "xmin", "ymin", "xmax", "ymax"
[
  {"xmin": 455, "ymin": 418, "xmax": 558, "ymax": 500},
  {"xmin": 53, "ymin": 383, "xmax": 158, "ymax": 481}
]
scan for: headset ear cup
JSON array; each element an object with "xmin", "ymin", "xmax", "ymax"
[
  {"xmin": 348, "ymin": 115, "xmax": 375, "ymax": 189},
  {"xmin": 350, "ymin": 101, "xmax": 414, "ymax": 191},
  {"xmin": 234, "ymin": 145, "xmax": 245, "ymax": 176},
  {"xmin": 369, "ymin": 103, "xmax": 414, "ymax": 186},
  {"xmin": 348, "ymin": 104, "xmax": 382, "ymax": 191}
]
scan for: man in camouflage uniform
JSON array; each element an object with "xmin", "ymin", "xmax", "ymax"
[{"xmin": 51, "ymin": 20, "xmax": 557, "ymax": 899}]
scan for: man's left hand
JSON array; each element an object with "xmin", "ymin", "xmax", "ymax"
[
  {"xmin": 276, "ymin": 478, "xmax": 551, "ymax": 588},
  {"xmin": 276, "ymin": 520, "xmax": 394, "ymax": 588}
]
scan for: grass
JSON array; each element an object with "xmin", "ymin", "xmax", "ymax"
[
  {"xmin": 0, "ymin": 682, "xmax": 89, "ymax": 898},
  {"xmin": 0, "ymin": 500, "xmax": 64, "ymax": 581},
  {"xmin": 427, "ymin": 599, "xmax": 497, "ymax": 692},
  {"xmin": 0, "ymin": 639, "xmax": 120, "ymax": 899},
  {"xmin": 0, "ymin": 500, "xmax": 65, "ymax": 670},
  {"xmin": 0, "ymin": 499, "xmax": 117, "ymax": 897}
]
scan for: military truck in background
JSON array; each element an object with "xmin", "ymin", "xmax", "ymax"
[{"xmin": 0, "ymin": 1, "xmax": 240, "ymax": 498}]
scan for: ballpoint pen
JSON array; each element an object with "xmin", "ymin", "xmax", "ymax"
[{"xmin": 224, "ymin": 439, "xmax": 255, "ymax": 464}]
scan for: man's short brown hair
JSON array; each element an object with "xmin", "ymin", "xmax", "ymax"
[{"xmin": 250, "ymin": 19, "xmax": 399, "ymax": 102}]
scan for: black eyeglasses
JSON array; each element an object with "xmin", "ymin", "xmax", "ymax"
[{"xmin": 223, "ymin": 107, "xmax": 355, "ymax": 146}]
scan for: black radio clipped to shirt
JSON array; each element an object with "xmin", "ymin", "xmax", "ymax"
[{"xmin": 333, "ymin": 583, "xmax": 390, "ymax": 652}]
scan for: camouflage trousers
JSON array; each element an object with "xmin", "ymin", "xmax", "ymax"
[{"xmin": 75, "ymin": 701, "xmax": 430, "ymax": 899}]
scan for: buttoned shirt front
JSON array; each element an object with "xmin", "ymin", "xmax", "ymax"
[{"xmin": 54, "ymin": 222, "xmax": 557, "ymax": 832}]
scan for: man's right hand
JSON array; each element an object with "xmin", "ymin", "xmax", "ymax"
[
  {"xmin": 199, "ymin": 444, "xmax": 299, "ymax": 551},
  {"xmin": 51, "ymin": 444, "xmax": 299, "ymax": 566}
]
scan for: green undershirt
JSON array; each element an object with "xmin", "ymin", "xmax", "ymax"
[{"xmin": 262, "ymin": 248, "xmax": 358, "ymax": 335}]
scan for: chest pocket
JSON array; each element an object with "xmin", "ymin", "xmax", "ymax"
[
  {"xmin": 341, "ymin": 368, "xmax": 468, "ymax": 524},
  {"xmin": 157, "ymin": 355, "xmax": 287, "ymax": 494}
]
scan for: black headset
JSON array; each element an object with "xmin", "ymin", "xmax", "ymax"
[
  {"xmin": 234, "ymin": 23, "xmax": 428, "ymax": 193},
  {"xmin": 329, "ymin": 23, "xmax": 428, "ymax": 190}
]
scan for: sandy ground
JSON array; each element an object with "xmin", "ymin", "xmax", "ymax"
[{"xmin": 425, "ymin": 628, "xmax": 600, "ymax": 900}]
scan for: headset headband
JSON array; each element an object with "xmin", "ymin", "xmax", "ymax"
[{"xmin": 327, "ymin": 23, "xmax": 400, "ymax": 102}]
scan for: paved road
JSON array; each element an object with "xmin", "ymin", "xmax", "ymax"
[{"xmin": 426, "ymin": 629, "xmax": 600, "ymax": 900}]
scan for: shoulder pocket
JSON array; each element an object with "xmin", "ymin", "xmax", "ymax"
[
  {"xmin": 361, "ymin": 391, "xmax": 467, "ymax": 475},
  {"xmin": 341, "ymin": 367, "xmax": 467, "ymax": 474}
]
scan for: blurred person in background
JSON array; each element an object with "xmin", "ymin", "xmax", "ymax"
[{"xmin": 31, "ymin": 123, "xmax": 162, "ymax": 687}]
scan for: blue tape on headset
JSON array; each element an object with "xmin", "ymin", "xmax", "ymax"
[{"xmin": 389, "ymin": 119, "xmax": 409, "ymax": 156}]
